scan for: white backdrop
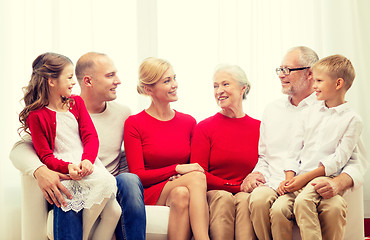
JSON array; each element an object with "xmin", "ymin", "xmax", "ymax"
[{"xmin": 1, "ymin": 0, "xmax": 369, "ymax": 239}]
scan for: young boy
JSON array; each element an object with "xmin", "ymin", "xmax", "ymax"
[{"xmin": 274, "ymin": 54, "xmax": 364, "ymax": 239}]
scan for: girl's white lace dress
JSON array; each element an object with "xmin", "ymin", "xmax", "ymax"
[{"xmin": 53, "ymin": 110, "xmax": 117, "ymax": 212}]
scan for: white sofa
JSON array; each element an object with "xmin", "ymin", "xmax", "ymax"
[
  {"xmin": 20, "ymin": 173, "xmax": 170, "ymax": 240},
  {"xmin": 20, "ymin": 168, "xmax": 364, "ymax": 240}
]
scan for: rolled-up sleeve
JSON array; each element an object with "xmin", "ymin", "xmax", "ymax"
[
  {"xmin": 340, "ymin": 137, "xmax": 368, "ymax": 190},
  {"xmin": 320, "ymin": 116, "xmax": 363, "ymax": 177}
]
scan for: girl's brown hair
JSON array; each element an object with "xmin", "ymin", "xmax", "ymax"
[{"xmin": 18, "ymin": 52, "xmax": 73, "ymax": 135}]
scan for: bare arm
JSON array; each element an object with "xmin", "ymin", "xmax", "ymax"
[
  {"xmin": 285, "ymin": 166, "xmax": 325, "ymax": 193},
  {"xmin": 277, "ymin": 170, "xmax": 295, "ymax": 195}
]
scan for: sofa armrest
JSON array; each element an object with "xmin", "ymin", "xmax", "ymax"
[
  {"xmin": 21, "ymin": 174, "xmax": 48, "ymax": 240},
  {"xmin": 343, "ymin": 186, "xmax": 364, "ymax": 240}
]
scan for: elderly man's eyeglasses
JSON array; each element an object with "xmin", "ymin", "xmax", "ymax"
[{"xmin": 275, "ymin": 67, "xmax": 310, "ymax": 76}]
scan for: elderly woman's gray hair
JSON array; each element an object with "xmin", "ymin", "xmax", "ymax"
[{"xmin": 213, "ymin": 64, "xmax": 251, "ymax": 100}]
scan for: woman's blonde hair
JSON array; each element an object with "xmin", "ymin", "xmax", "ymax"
[
  {"xmin": 18, "ymin": 52, "xmax": 73, "ymax": 135},
  {"xmin": 137, "ymin": 57, "xmax": 172, "ymax": 95}
]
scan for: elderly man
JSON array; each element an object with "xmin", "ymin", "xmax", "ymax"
[
  {"xmin": 241, "ymin": 46, "xmax": 367, "ymax": 240},
  {"xmin": 10, "ymin": 52, "xmax": 146, "ymax": 240}
]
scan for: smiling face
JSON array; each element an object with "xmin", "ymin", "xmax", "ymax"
[
  {"xmin": 90, "ymin": 55, "xmax": 121, "ymax": 102},
  {"xmin": 53, "ymin": 63, "xmax": 76, "ymax": 98},
  {"xmin": 213, "ymin": 71, "xmax": 245, "ymax": 110},
  {"xmin": 149, "ymin": 67, "xmax": 178, "ymax": 103},
  {"xmin": 279, "ymin": 50, "xmax": 311, "ymax": 97},
  {"xmin": 313, "ymin": 70, "xmax": 338, "ymax": 102}
]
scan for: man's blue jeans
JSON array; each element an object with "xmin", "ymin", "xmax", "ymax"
[
  {"xmin": 115, "ymin": 173, "xmax": 146, "ymax": 240},
  {"xmin": 53, "ymin": 206, "xmax": 82, "ymax": 240},
  {"xmin": 53, "ymin": 173, "xmax": 146, "ymax": 240}
]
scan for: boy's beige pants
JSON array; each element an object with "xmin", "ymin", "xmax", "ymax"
[{"xmin": 249, "ymin": 178, "xmax": 347, "ymax": 240}]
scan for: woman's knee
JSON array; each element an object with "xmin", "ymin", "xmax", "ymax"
[
  {"xmin": 187, "ymin": 171, "xmax": 207, "ymax": 190},
  {"xmin": 168, "ymin": 186, "xmax": 190, "ymax": 210}
]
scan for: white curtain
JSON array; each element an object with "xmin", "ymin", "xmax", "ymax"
[{"xmin": 1, "ymin": 0, "xmax": 369, "ymax": 238}]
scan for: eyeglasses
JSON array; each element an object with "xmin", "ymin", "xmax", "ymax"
[{"xmin": 275, "ymin": 67, "xmax": 310, "ymax": 76}]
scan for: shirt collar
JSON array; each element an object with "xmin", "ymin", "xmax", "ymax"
[
  {"xmin": 285, "ymin": 92, "xmax": 317, "ymax": 109},
  {"xmin": 318, "ymin": 101, "xmax": 350, "ymax": 114}
]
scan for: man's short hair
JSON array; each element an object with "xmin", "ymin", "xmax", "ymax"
[
  {"xmin": 312, "ymin": 54, "xmax": 355, "ymax": 90},
  {"xmin": 75, "ymin": 52, "xmax": 107, "ymax": 81},
  {"xmin": 287, "ymin": 46, "xmax": 319, "ymax": 67}
]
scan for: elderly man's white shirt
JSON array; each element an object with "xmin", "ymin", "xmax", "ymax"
[
  {"xmin": 254, "ymin": 93, "xmax": 317, "ymax": 190},
  {"xmin": 285, "ymin": 101, "xmax": 366, "ymax": 188}
]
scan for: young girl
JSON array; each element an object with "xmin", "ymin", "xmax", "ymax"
[{"xmin": 18, "ymin": 52, "xmax": 121, "ymax": 240}]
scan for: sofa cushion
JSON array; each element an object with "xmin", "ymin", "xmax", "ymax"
[{"xmin": 145, "ymin": 205, "xmax": 169, "ymax": 240}]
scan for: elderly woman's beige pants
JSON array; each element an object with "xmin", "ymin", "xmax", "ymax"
[{"xmin": 206, "ymin": 190, "xmax": 257, "ymax": 240}]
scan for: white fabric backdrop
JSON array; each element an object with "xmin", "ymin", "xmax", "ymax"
[{"xmin": 1, "ymin": 0, "xmax": 369, "ymax": 239}]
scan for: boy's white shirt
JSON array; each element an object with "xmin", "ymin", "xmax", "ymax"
[
  {"xmin": 285, "ymin": 101, "xmax": 364, "ymax": 178},
  {"xmin": 254, "ymin": 93, "xmax": 367, "ymax": 191}
]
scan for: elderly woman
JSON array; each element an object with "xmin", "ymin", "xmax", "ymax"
[
  {"xmin": 190, "ymin": 64, "xmax": 260, "ymax": 240},
  {"xmin": 124, "ymin": 57, "xmax": 210, "ymax": 240}
]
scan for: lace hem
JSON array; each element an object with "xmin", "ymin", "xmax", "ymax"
[{"xmin": 61, "ymin": 179, "xmax": 117, "ymax": 213}]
